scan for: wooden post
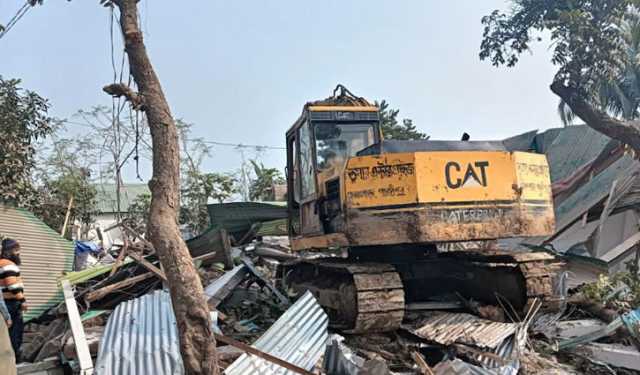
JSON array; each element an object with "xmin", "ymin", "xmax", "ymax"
[
  {"xmin": 60, "ymin": 195, "xmax": 74, "ymax": 237},
  {"xmin": 61, "ymin": 279, "xmax": 93, "ymax": 375}
]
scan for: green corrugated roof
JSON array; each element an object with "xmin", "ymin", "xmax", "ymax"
[
  {"xmin": 543, "ymin": 125, "xmax": 612, "ymax": 182},
  {"xmin": 0, "ymin": 205, "xmax": 75, "ymax": 322},
  {"xmin": 94, "ymin": 183, "xmax": 150, "ymax": 213}
]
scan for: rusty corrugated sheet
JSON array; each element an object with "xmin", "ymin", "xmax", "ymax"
[
  {"xmin": 410, "ymin": 312, "xmax": 518, "ymax": 349},
  {"xmin": 95, "ymin": 290, "xmax": 182, "ymax": 375},
  {"xmin": 225, "ymin": 291, "xmax": 328, "ymax": 374},
  {"xmin": 0, "ymin": 205, "xmax": 74, "ymax": 321}
]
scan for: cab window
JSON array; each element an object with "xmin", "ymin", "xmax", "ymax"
[
  {"xmin": 315, "ymin": 123, "xmax": 375, "ymax": 171},
  {"xmin": 299, "ymin": 121, "xmax": 316, "ymax": 199}
]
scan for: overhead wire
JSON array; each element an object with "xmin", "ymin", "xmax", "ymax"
[
  {"xmin": 62, "ymin": 120, "xmax": 285, "ymax": 150},
  {"xmin": 0, "ymin": 2, "xmax": 31, "ymax": 40}
]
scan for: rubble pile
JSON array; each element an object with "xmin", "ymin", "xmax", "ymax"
[{"xmin": 10, "ymin": 202, "xmax": 640, "ymax": 374}]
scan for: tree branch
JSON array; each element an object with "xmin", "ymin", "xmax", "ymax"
[
  {"xmin": 550, "ymin": 81, "xmax": 640, "ymax": 154},
  {"xmin": 103, "ymin": 83, "xmax": 145, "ymax": 110}
]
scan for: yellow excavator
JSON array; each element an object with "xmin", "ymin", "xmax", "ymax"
[{"xmin": 284, "ymin": 85, "xmax": 564, "ymax": 333}]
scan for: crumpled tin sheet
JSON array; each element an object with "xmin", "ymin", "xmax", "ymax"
[
  {"xmin": 433, "ymin": 358, "xmax": 517, "ymax": 375},
  {"xmin": 323, "ymin": 335, "xmax": 365, "ymax": 375},
  {"xmin": 409, "ymin": 312, "xmax": 519, "ymax": 349},
  {"xmin": 95, "ymin": 290, "xmax": 183, "ymax": 375},
  {"xmin": 225, "ymin": 291, "xmax": 328, "ymax": 374}
]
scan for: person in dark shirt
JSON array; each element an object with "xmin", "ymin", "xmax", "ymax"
[{"xmin": 0, "ymin": 239, "xmax": 27, "ymax": 361}]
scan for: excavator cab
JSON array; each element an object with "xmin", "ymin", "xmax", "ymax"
[{"xmin": 286, "ymin": 97, "xmax": 381, "ymax": 239}]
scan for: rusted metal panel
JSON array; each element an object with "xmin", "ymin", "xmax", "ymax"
[
  {"xmin": 0, "ymin": 205, "xmax": 74, "ymax": 321},
  {"xmin": 409, "ymin": 312, "xmax": 518, "ymax": 349},
  {"xmin": 225, "ymin": 291, "xmax": 328, "ymax": 375}
]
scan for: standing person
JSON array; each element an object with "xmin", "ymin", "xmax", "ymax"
[{"xmin": 0, "ymin": 239, "xmax": 27, "ymax": 362}]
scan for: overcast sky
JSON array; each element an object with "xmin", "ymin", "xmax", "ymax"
[{"xmin": 2, "ymin": 0, "xmax": 559, "ymax": 182}]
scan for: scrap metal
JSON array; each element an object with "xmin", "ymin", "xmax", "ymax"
[
  {"xmin": 95, "ymin": 290, "xmax": 186, "ymax": 375},
  {"xmin": 408, "ymin": 312, "xmax": 519, "ymax": 349},
  {"xmin": 224, "ymin": 291, "xmax": 328, "ymax": 375}
]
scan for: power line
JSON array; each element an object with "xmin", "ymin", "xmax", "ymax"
[
  {"xmin": 62, "ymin": 120, "xmax": 285, "ymax": 150},
  {"xmin": 0, "ymin": 2, "xmax": 31, "ymax": 40}
]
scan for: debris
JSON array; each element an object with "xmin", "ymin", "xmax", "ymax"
[
  {"xmin": 577, "ymin": 343, "xmax": 640, "ymax": 371},
  {"xmin": 407, "ymin": 312, "xmax": 519, "ymax": 349},
  {"xmin": 412, "ymin": 350, "xmax": 435, "ymax": 375},
  {"xmin": 323, "ymin": 335, "xmax": 367, "ymax": 375},
  {"xmin": 548, "ymin": 319, "xmax": 607, "ymax": 340},
  {"xmin": 224, "ymin": 291, "xmax": 328, "ymax": 375},
  {"xmin": 186, "ymin": 227, "xmax": 234, "ymax": 269},
  {"xmin": 240, "ymin": 258, "xmax": 289, "ymax": 306},
  {"xmin": 205, "ymin": 264, "xmax": 250, "ymax": 308},
  {"xmin": 95, "ymin": 290, "xmax": 186, "ymax": 375},
  {"xmin": 405, "ymin": 301, "xmax": 464, "ymax": 311},
  {"xmin": 215, "ymin": 334, "xmax": 314, "ymax": 375},
  {"xmin": 16, "ymin": 357, "xmax": 63, "ymax": 375},
  {"xmin": 126, "ymin": 251, "xmax": 167, "ymax": 282},
  {"xmin": 61, "ymin": 279, "xmax": 94, "ymax": 375},
  {"xmin": 83, "ymin": 272, "xmax": 155, "ymax": 303},
  {"xmin": 432, "ymin": 358, "xmax": 517, "ymax": 375},
  {"xmin": 557, "ymin": 308, "xmax": 639, "ymax": 350}
]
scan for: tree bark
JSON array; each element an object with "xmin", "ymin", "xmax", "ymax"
[
  {"xmin": 112, "ymin": 1, "xmax": 218, "ymax": 373},
  {"xmin": 550, "ymin": 81, "xmax": 640, "ymax": 153}
]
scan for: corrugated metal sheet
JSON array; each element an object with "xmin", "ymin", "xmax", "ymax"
[
  {"xmin": 95, "ymin": 290, "xmax": 182, "ymax": 375},
  {"xmin": 544, "ymin": 125, "xmax": 612, "ymax": 182},
  {"xmin": 0, "ymin": 205, "xmax": 74, "ymax": 321},
  {"xmin": 323, "ymin": 335, "xmax": 365, "ymax": 375},
  {"xmin": 410, "ymin": 312, "xmax": 518, "ymax": 349},
  {"xmin": 225, "ymin": 291, "xmax": 328, "ymax": 374}
]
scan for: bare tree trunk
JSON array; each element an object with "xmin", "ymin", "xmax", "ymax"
[
  {"xmin": 550, "ymin": 81, "xmax": 640, "ymax": 152},
  {"xmin": 111, "ymin": 1, "xmax": 218, "ymax": 373}
]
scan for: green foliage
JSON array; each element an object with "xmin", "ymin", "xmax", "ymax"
[
  {"xmin": 181, "ymin": 171, "xmax": 239, "ymax": 235},
  {"xmin": 556, "ymin": 10, "xmax": 640, "ymax": 125},
  {"xmin": 582, "ymin": 256, "xmax": 640, "ymax": 309},
  {"xmin": 125, "ymin": 193, "xmax": 151, "ymax": 234},
  {"xmin": 0, "ymin": 76, "xmax": 53, "ymax": 207},
  {"xmin": 33, "ymin": 137, "xmax": 99, "ymax": 232},
  {"xmin": 249, "ymin": 160, "xmax": 285, "ymax": 201},
  {"xmin": 375, "ymin": 100, "xmax": 427, "ymax": 140},
  {"xmin": 480, "ymin": 0, "xmax": 635, "ymax": 90},
  {"xmin": 178, "ymin": 120, "xmax": 239, "ymax": 235}
]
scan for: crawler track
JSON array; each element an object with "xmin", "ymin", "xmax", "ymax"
[
  {"xmin": 286, "ymin": 250, "xmax": 564, "ymax": 334},
  {"xmin": 287, "ymin": 262, "xmax": 405, "ymax": 333}
]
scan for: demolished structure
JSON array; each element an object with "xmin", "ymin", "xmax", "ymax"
[{"xmin": 10, "ymin": 119, "xmax": 640, "ymax": 374}]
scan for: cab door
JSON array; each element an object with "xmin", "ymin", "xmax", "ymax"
[{"xmin": 289, "ymin": 120, "xmax": 323, "ymax": 237}]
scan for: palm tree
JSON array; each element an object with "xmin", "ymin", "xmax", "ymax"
[{"xmin": 559, "ymin": 12, "xmax": 640, "ymax": 125}]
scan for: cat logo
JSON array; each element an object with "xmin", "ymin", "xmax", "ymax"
[{"xmin": 445, "ymin": 161, "xmax": 489, "ymax": 189}]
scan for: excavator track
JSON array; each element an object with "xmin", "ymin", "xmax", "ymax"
[
  {"xmin": 286, "ymin": 249, "xmax": 564, "ymax": 334},
  {"xmin": 423, "ymin": 250, "xmax": 565, "ymax": 314},
  {"xmin": 286, "ymin": 262, "xmax": 405, "ymax": 333}
]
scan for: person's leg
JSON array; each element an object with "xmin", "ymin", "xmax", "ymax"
[{"xmin": 5, "ymin": 301, "xmax": 22, "ymax": 361}]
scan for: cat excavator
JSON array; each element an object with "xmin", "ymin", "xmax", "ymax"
[{"xmin": 284, "ymin": 85, "xmax": 564, "ymax": 333}]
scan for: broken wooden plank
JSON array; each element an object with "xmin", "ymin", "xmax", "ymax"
[
  {"xmin": 204, "ymin": 264, "xmax": 249, "ymax": 308},
  {"xmin": 127, "ymin": 252, "xmax": 167, "ymax": 282},
  {"xmin": 214, "ymin": 334, "xmax": 314, "ymax": 375},
  {"xmin": 85, "ymin": 272, "xmax": 155, "ymax": 302},
  {"xmin": 411, "ymin": 351, "xmax": 434, "ymax": 375},
  {"xmin": 61, "ymin": 279, "xmax": 93, "ymax": 375},
  {"xmin": 109, "ymin": 242, "xmax": 129, "ymax": 277}
]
